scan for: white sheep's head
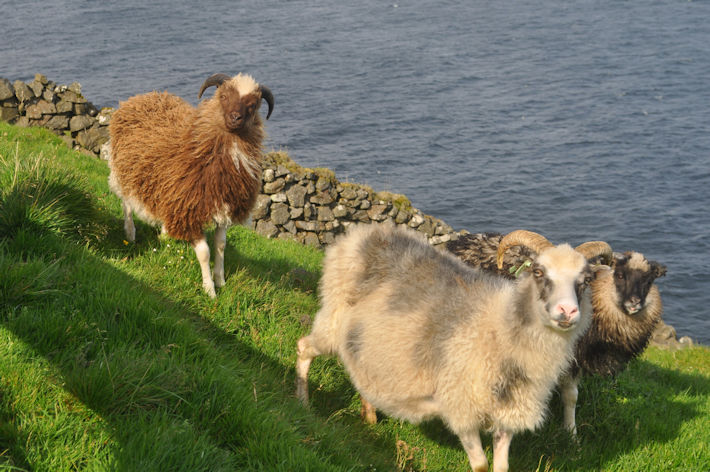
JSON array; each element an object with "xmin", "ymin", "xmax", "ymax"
[
  {"xmin": 610, "ymin": 251, "xmax": 667, "ymax": 315},
  {"xmin": 497, "ymin": 230, "xmax": 613, "ymax": 331},
  {"xmin": 198, "ymin": 73, "xmax": 274, "ymax": 131}
]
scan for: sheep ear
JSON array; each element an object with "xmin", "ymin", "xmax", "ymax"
[
  {"xmin": 651, "ymin": 261, "xmax": 667, "ymax": 278},
  {"xmin": 259, "ymin": 85, "xmax": 274, "ymax": 119},
  {"xmin": 198, "ymin": 73, "xmax": 231, "ymax": 99}
]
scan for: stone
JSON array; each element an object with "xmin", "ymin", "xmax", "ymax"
[
  {"xmin": 60, "ymin": 88, "xmax": 86, "ymax": 104},
  {"xmin": 14, "ymin": 116, "xmax": 30, "ymax": 127},
  {"xmin": 270, "ymin": 192, "xmax": 288, "ymax": 203},
  {"xmin": 295, "ymin": 221, "xmax": 317, "ymax": 232},
  {"xmin": 333, "ymin": 204, "xmax": 349, "ymax": 218},
  {"xmin": 76, "ymin": 126, "xmax": 110, "ymax": 153},
  {"xmin": 303, "ymin": 232, "xmax": 321, "ymax": 247},
  {"xmin": 0, "ymin": 78, "xmax": 14, "ymax": 100},
  {"xmin": 42, "ymin": 88, "xmax": 55, "ymax": 102},
  {"xmin": 282, "ymin": 220, "xmax": 297, "ymax": 234},
  {"xmin": 97, "ymin": 108, "xmax": 114, "ymax": 125},
  {"xmin": 263, "ymin": 178, "xmax": 285, "ymax": 194},
  {"xmin": 34, "ymin": 73, "xmax": 48, "ymax": 84},
  {"xmin": 367, "ymin": 204, "xmax": 389, "ymax": 221},
  {"xmin": 303, "ymin": 203, "xmax": 314, "ymax": 220},
  {"xmin": 255, "ymin": 220, "xmax": 278, "ymax": 239},
  {"xmin": 55, "ymin": 99, "xmax": 74, "ymax": 114},
  {"xmin": 408, "ymin": 213, "xmax": 425, "ymax": 228},
  {"xmin": 44, "ymin": 115, "xmax": 70, "ymax": 130},
  {"xmin": 251, "ymin": 194, "xmax": 271, "ymax": 219},
  {"xmin": 317, "ymin": 206, "xmax": 334, "ymax": 222},
  {"xmin": 316, "ymin": 177, "xmax": 331, "ymax": 191},
  {"xmin": 429, "ymin": 234, "xmax": 452, "ymax": 246},
  {"xmin": 13, "ymin": 80, "xmax": 34, "ymax": 102},
  {"xmin": 320, "ymin": 232, "xmax": 336, "ymax": 245},
  {"xmin": 271, "ymin": 203, "xmax": 290, "ymax": 225},
  {"xmin": 286, "ymin": 184, "xmax": 308, "ymax": 207},
  {"xmin": 395, "ymin": 209, "xmax": 411, "ymax": 224},
  {"xmin": 290, "ymin": 207, "xmax": 304, "ymax": 219},
  {"xmin": 352, "ymin": 209, "xmax": 370, "ymax": 223},
  {"xmin": 356, "ymin": 188, "xmax": 369, "ymax": 200},
  {"xmin": 418, "ymin": 218, "xmax": 436, "ymax": 237},
  {"xmin": 263, "ymin": 168, "xmax": 275, "ymax": 182},
  {"xmin": 0, "ymin": 106, "xmax": 19, "ymax": 122},
  {"xmin": 360, "ymin": 199, "xmax": 371, "ymax": 210},
  {"xmin": 339, "ymin": 186, "xmax": 358, "ymax": 200},
  {"xmin": 310, "ymin": 191, "xmax": 334, "ymax": 205},
  {"xmin": 275, "ymin": 164, "xmax": 290, "ymax": 177},
  {"xmin": 29, "ymin": 80, "xmax": 44, "ymax": 97},
  {"xmin": 69, "ymin": 115, "xmax": 95, "ymax": 132},
  {"xmin": 26, "ymin": 100, "xmax": 56, "ymax": 118}
]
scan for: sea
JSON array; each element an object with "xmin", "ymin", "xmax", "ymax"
[{"xmin": 3, "ymin": 0, "xmax": 709, "ymax": 344}]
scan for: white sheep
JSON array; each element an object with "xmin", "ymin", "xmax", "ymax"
[
  {"xmin": 107, "ymin": 73, "xmax": 274, "ymax": 297},
  {"xmin": 447, "ymin": 233, "xmax": 666, "ymax": 434},
  {"xmin": 296, "ymin": 224, "xmax": 611, "ymax": 472}
]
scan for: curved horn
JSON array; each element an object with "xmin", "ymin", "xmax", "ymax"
[
  {"xmin": 259, "ymin": 85, "xmax": 274, "ymax": 120},
  {"xmin": 575, "ymin": 241, "xmax": 613, "ymax": 264},
  {"xmin": 198, "ymin": 73, "xmax": 232, "ymax": 99},
  {"xmin": 497, "ymin": 230, "xmax": 554, "ymax": 269}
]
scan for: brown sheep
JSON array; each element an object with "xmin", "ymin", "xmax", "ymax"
[{"xmin": 108, "ymin": 73, "xmax": 274, "ymax": 297}]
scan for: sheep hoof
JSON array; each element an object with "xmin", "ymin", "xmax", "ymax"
[{"xmin": 204, "ymin": 284, "xmax": 217, "ymax": 298}]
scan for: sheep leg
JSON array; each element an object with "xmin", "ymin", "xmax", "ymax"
[
  {"xmin": 213, "ymin": 224, "xmax": 228, "ymax": 288},
  {"xmin": 193, "ymin": 237, "xmax": 216, "ymax": 298},
  {"xmin": 492, "ymin": 430, "xmax": 512, "ymax": 472},
  {"xmin": 360, "ymin": 395, "xmax": 377, "ymax": 424},
  {"xmin": 459, "ymin": 429, "xmax": 488, "ymax": 472},
  {"xmin": 560, "ymin": 374, "xmax": 579, "ymax": 435},
  {"xmin": 296, "ymin": 335, "xmax": 324, "ymax": 406},
  {"xmin": 122, "ymin": 201, "xmax": 136, "ymax": 242}
]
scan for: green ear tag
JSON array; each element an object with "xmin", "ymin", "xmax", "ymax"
[{"xmin": 508, "ymin": 260, "xmax": 532, "ymax": 278}]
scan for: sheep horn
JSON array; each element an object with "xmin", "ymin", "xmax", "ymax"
[
  {"xmin": 497, "ymin": 230, "xmax": 554, "ymax": 270},
  {"xmin": 259, "ymin": 85, "xmax": 274, "ymax": 120},
  {"xmin": 198, "ymin": 73, "xmax": 232, "ymax": 99},
  {"xmin": 575, "ymin": 241, "xmax": 613, "ymax": 265}
]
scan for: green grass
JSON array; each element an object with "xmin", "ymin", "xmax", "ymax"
[{"xmin": 0, "ymin": 121, "xmax": 708, "ymax": 471}]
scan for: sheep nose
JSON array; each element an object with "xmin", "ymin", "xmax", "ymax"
[
  {"xmin": 556, "ymin": 303, "xmax": 579, "ymax": 320},
  {"xmin": 230, "ymin": 112, "xmax": 242, "ymax": 122}
]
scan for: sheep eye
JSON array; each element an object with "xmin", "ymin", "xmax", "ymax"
[
  {"xmin": 533, "ymin": 269, "xmax": 544, "ymax": 278},
  {"xmin": 584, "ymin": 276, "xmax": 592, "ymax": 285},
  {"xmin": 616, "ymin": 272, "xmax": 624, "ymax": 280}
]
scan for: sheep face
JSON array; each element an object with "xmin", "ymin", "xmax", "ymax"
[
  {"xmin": 525, "ymin": 245, "xmax": 592, "ymax": 331},
  {"xmin": 217, "ymin": 76, "xmax": 262, "ymax": 131},
  {"xmin": 612, "ymin": 251, "xmax": 667, "ymax": 315},
  {"xmin": 198, "ymin": 73, "xmax": 274, "ymax": 132}
]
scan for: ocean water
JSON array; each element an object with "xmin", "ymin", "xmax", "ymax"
[{"xmin": 3, "ymin": 0, "xmax": 709, "ymax": 343}]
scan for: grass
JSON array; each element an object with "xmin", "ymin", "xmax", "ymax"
[{"xmin": 0, "ymin": 121, "xmax": 708, "ymax": 471}]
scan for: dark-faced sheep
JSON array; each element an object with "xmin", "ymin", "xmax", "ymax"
[
  {"xmin": 447, "ymin": 233, "xmax": 666, "ymax": 434},
  {"xmin": 108, "ymin": 73, "xmax": 274, "ymax": 297},
  {"xmin": 296, "ymin": 225, "xmax": 612, "ymax": 472}
]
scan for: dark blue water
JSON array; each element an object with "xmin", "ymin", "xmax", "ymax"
[{"xmin": 4, "ymin": 0, "xmax": 709, "ymax": 344}]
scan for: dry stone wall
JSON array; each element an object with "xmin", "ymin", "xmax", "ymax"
[
  {"xmin": 1, "ymin": 74, "xmax": 464, "ymax": 249},
  {"xmin": 0, "ymin": 74, "xmax": 112, "ymax": 156}
]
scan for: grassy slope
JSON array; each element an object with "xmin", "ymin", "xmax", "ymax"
[{"xmin": 0, "ymin": 122, "xmax": 708, "ymax": 471}]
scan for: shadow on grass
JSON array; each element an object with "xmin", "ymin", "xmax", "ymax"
[{"xmin": 0, "ymin": 193, "xmax": 396, "ymax": 471}]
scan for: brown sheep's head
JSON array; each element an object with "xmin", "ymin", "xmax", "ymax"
[
  {"xmin": 198, "ymin": 73, "xmax": 274, "ymax": 131},
  {"xmin": 611, "ymin": 251, "xmax": 667, "ymax": 315}
]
